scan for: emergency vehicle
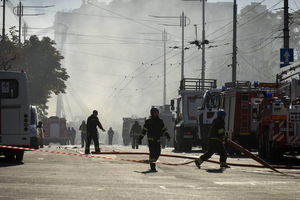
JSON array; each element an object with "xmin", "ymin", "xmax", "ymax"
[
  {"xmin": 0, "ymin": 71, "xmax": 31, "ymax": 161},
  {"xmin": 257, "ymin": 63, "xmax": 300, "ymax": 161},
  {"xmin": 43, "ymin": 116, "xmax": 68, "ymax": 145},
  {"xmin": 171, "ymin": 78, "xmax": 217, "ymax": 152},
  {"xmin": 220, "ymin": 81, "xmax": 269, "ymax": 151}
]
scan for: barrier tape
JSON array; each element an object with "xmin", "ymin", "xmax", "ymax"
[
  {"xmin": 1, "ymin": 145, "xmax": 300, "ymax": 172},
  {"xmin": 0, "ymin": 145, "xmax": 193, "ymax": 166}
]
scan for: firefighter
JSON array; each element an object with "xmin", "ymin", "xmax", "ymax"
[
  {"xmin": 37, "ymin": 121, "xmax": 44, "ymax": 148},
  {"xmin": 67, "ymin": 127, "xmax": 72, "ymax": 145},
  {"xmin": 85, "ymin": 110, "xmax": 106, "ymax": 154},
  {"xmin": 71, "ymin": 127, "xmax": 76, "ymax": 145},
  {"xmin": 79, "ymin": 120, "xmax": 87, "ymax": 148},
  {"xmin": 195, "ymin": 111, "xmax": 230, "ymax": 169},
  {"xmin": 130, "ymin": 121, "xmax": 142, "ymax": 149},
  {"xmin": 107, "ymin": 127, "xmax": 114, "ymax": 145},
  {"xmin": 139, "ymin": 107, "xmax": 171, "ymax": 172}
]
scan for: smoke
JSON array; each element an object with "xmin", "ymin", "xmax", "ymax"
[{"xmin": 38, "ymin": 0, "xmax": 296, "ymax": 134}]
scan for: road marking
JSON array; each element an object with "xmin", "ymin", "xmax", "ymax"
[
  {"xmin": 214, "ymin": 181, "xmax": 289, "ymax": 186},
  {"xmin": 159, "ymin": 186, "xmax": 166, "ymax": 190},
  {"xmin": 37, "ymin": 158, "xmax": 44, "ymax": 160}
]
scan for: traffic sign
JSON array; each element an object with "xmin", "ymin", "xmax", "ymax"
[{"xmin": 280, "ymin": 48, "xmax": 294, "ymax": 63}]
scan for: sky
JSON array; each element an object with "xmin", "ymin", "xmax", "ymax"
[{"xmin": 1, "ymin": 0, "xmax": 299, "ymax": 134}]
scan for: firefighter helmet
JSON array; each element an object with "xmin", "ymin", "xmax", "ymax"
[{"xmin": 150, "ymin": 107, "xmax": 159, "ymax": 116}]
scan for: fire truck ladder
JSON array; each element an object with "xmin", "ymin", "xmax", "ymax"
[{"xmin": 240, "ymin": 93, "xmax": 250, "ymax": 134}]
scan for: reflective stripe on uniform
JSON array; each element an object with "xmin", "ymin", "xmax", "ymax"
[
  {"xmin": 143, "ymin": 127, "xmax": 148, "ymax": 131},
  {"xmin": 148, "ymin": 138, "xmax": 160, "ymax": 142},
  {"xmin": 217, "ymin": 128, "xmax": 225, "ymax": 134}
]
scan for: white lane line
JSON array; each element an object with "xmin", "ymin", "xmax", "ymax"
[
  {"xmin": 214, "ymin": 181, "xmax": 289, "ymax": 186},
  {"xmin": 159, "ymin": 186, "xmax": 166, "ymax": 190},
  {"xmin": 37, "ymin": 157, "xmax": 44, "ymax": 160}
]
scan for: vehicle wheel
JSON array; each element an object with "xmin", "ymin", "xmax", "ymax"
[
  {"xmin": 15, "ymin": 150, "xmax": 24, "ymax": 162},
  {"xmin": 184, "ymin": 143, "xmax": 192, "ymax": 152},
  {"xmin": 265, "ymin": 131, "xmax": 282, "ymax": 162},
  {"xmin": 258, "ymin": 132, "xmax": 266, "ymax": 158},
  {"xmin": 4, "ymin": 150, "xmax": 15, "ymax": 161}
]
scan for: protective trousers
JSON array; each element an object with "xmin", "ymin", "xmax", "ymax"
[
  {"xmin": 132, "ymin": 136, "xmax": 139, "ymax": 149},
  {"xmin": 148, "ymin": 140, "xmax": 161, "ymax": 170},
  {"xmin": 85, "ymin": 132, "xmax": 100, "ymax": 153},
  {"xmin": 81, "ymin": 132, "xmax": 86, "ymax": 148},
  {"xmin": 200, "ymin": 139, "xmax": 227, "ymax": 163},
  {"xmin": 108, "ymin": 136, "xmax": 113, "ymax": 145}
]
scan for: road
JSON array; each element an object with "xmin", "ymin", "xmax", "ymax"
[{"xmin": 0, "ymin": 145, "xmax": 299, "ymax": 200}]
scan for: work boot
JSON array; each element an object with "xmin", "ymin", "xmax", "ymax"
[
  {"xmin": 195, "ymin": 158, "xmax": 203, "ymax": 169},
  {"xmin": 95, "ymin": 148, "xmax": 101, "ymax": 153},
  {"xmin": 220, "ymin": 162, "xmax": 230, "ymax": 168},
  {"xmin": 150, "ymin": 163, "xmax": 157, "ymax": 172},
  {"xmin": 85, "ymin": 149, "xmax": 90, "ymax": 154}
]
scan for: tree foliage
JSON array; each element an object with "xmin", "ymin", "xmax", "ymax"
[{"xmin": 0, "ymin": 28, "xmax": 69, "ymax": 117}]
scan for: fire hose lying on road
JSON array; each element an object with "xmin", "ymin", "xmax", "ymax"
[{"xmin": 1, "ymin": 141, "xmax": 300, "ymax": 175}]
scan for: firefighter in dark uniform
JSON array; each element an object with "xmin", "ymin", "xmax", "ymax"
[
  {"xmin": 195, "ymin": 111, "xmax": 230, "ymax": 168},
  {"xmin": 140, "ymin": 107, "xmax": 171, "ymax": 172},
  {"xmin": 85, "ymin": 110, "xmax": 106, "ymax": 154}
]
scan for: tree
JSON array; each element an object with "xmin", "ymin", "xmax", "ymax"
[{"xmin": 1, "ymin": 28, "xmax": 69, "ymax": 117}]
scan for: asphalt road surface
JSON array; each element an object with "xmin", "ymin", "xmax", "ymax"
[{"xmin": 0, "ymin": 145, "xmax": 299, "ymax": 200}]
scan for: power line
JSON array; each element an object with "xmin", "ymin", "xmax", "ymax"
[{"xmin": 210, "ymin": 0, "xmax": 283, "ymax": 42}]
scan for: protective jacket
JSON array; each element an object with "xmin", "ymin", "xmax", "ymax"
[
  {"xmin": 87, "ymin": 115, "xmax": 103, "ymax": 134},
  {"xmin": 141, "ymin": 116, "xmax": 168, "ymax": 141},
  {"xmin": 209, "ymin": 117, "xmax": 226, "ymax": 141},
  {"xmin": 130, "ymin": 123, "xmax": 142, "ymax": 137}
]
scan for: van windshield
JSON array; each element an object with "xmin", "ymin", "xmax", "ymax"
[
  {"xmin": 202, "ymin": 92, "xmax": 221, "ymax": 109},
  {"xmin": 0, "ymin": 80, "xmax": 19, "ymax": 98}
]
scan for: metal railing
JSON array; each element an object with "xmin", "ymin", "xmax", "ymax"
[{"xmin": 180, "ymin": 78, "xmax": 217, "ymax": 91}]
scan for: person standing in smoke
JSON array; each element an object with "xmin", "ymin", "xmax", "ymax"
[
  {"xmin": 79, "ymin": 120, "xmax": 87, "ymax": 148},
  {"xmin": 130, "ymin": 121, "xmax": 142, "ymax": 149},
  {"xmin": 85, "ymin": 110, "xmax": 106, "ymax": 154},
  {"xmin": 71, "ymin": 127, "xmax": 76, "ymax": 145},
  {"xmin": 107, "ymin": 127, "xmax": 114, "ymax": 145}
]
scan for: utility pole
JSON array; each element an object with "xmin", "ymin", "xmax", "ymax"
[
  {"xmin": 23, "ymin": 23, "xmax": 27, "ymax": 41},
  {"xmin": 1, "ymin": 0, "xmax": 6, "ymax": 41},
  {"xmin": 283, "ymin": 0, "xmax": 289, "ymax": 49},
  {"xmin": 163, "ymin": 29, "xmax": 167, "ymax": 109},
  {"xmin": 149, "ymin": 13, "xmax": 189, "ymax": 83},
  {"xmin": 232, "ymin": 0, "xmax": 237, "ymax": 83},
  {"xmin": 201, "ymin": 0, "xmax": 206, "ymax": 89},
  {"xmin": 180, "ymin": 12, "xmax": 187, "ymax": 81},
  {"xmin": 17, "ymin": 1, "xmax": 23, "ymax": 44}
]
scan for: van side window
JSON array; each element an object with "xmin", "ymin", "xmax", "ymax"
[{"xmin": 0, "ymin": 79, "xmax": 19, "ymax": 98}]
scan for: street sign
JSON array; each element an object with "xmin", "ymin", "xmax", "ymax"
[{"xmin": 280, "ymin": 48, "xmax": 294, "ymax": 63}]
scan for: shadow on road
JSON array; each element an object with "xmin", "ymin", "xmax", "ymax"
[
  {"xmin": 0, "ymin": 157, "xmax": 24, "ymax": 168},
  {"xmin": 205, "ymin": 169, "xmax": 224, "ymax": 173},
  {"xmin": 134, "ymin": 170, "xmax": 158, "ymax": 174}
]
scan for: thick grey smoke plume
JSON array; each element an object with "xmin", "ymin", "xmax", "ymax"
[{"xmin": 49, "ymin": 0, "xmax": 298, "ymax": 133}]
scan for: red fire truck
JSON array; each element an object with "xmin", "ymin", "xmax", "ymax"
[
  {"xmin": 220, "ymin": 81, "xmax": 270, "ymax": 151},
  {"xmin": 43, "ymin": 116, "xmax": 68, "ymax": 145},
  {"xmin": 257, "ymin": 63, "xmax": 300, "ymax": 161}
]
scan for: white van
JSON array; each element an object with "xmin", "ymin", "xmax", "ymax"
[{"xmin": 0, "ymin": 71, "xmax": 31, "ymax": 161}]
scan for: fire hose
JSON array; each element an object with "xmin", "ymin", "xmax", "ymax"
[{"xmin": 1, "ymin": 144, "xmax": 300, "ymax": 174}]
